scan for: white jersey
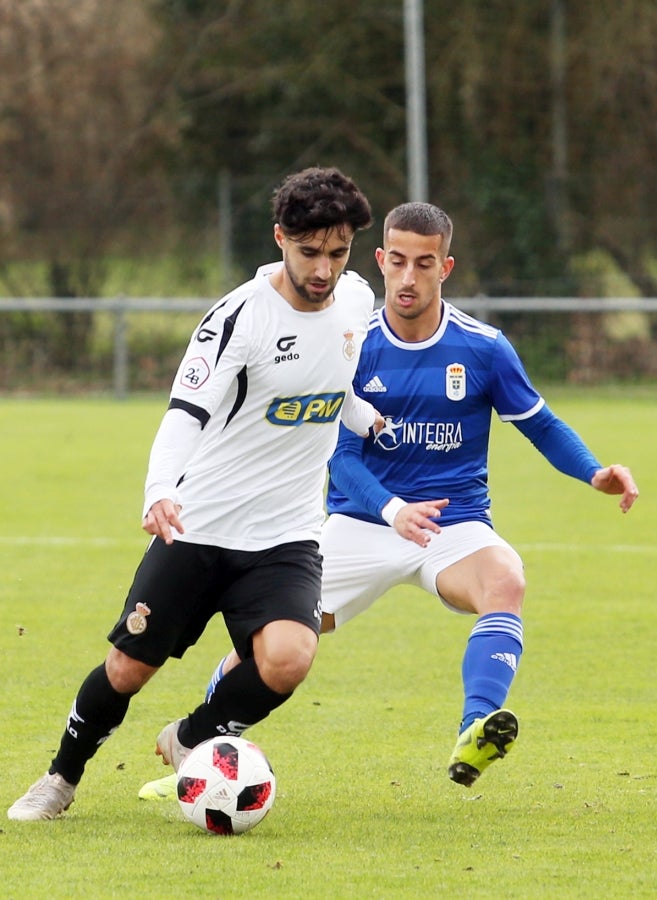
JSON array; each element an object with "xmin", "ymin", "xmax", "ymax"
[{"xmin": 146, "ymin": 269, "xmax": 374, "ymax": 550}]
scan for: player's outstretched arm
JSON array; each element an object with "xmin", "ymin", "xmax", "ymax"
[{"xmin": 590, "ymin": 464, "xmax": 639, "ymax": 513}]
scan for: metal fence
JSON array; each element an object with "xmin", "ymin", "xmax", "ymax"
[{"xmin": 1, "ymin": 296, "xmax": 657, "ymax": 397}]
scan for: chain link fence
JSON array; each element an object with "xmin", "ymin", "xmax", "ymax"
[{"xmin": 1, "ymin": 297, "xmax": 657, "ymax": 396}]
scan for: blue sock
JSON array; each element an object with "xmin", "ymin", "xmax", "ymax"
[
  {"xmin": 205, "ymin": 655, "xmax": 228, "ymax": 703},
  {"xmin": 459, "ymin": 612, "xmax": 523, "ymax": 732}
]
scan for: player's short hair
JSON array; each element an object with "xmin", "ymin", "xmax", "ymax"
[
  {"xmin": 273, "ymin": 167, "xmax": 372, "ymax": 242},
  {"xmin": 383, "ymin": 202, "xmax": 453, "ymax": 254}
]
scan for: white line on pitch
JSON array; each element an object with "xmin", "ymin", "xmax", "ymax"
[
  {"xmin": 0, "ymin": 537, "xmax": 654, "ymax": 555},
  {"xmin": 0, "ymin": 536, "xmax": 144, "ymax": 547},
  {"xmin": 516, "ymin": 543, "xmax": 656, "ymax": 554}
]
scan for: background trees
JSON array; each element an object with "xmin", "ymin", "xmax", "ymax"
[
  {"xmin": 1, "ymin": 0, "xmax": 656, "ymax": 298},
  {"xmin": 0, "ymin": 1, "xmax": 179, "ymax": 294}
]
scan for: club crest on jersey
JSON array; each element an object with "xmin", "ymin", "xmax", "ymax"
[
  {"xmin": 180, "ymin": 357, "xmax": 210, "ymax": 390},
  {"xmin": 446, "ymin": 363, "xmax": 466, "ymax": 401},
  {"xmin": 265, "ymin": 392, "xmax": 345, "ymax": 426},
  {"xmin": 126, "ymin": 602, "xmax": 151, "ymax": 635},
  {"xmin": 342, "ymin": 330, "xmax": 356, "ymax": 360}
]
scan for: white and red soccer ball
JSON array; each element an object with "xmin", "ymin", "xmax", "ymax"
[{"xmin": 176, "ymin": 736, "xmax": 276, "ymax": 835}]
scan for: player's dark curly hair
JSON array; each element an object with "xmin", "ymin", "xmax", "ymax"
[
  {"xmin": 272, "ymin": 167, "xmax": 372, "ymax": 241},
  {"xmin": 383, "ymin": 202, "xmax": 453, "ymax": 253}
]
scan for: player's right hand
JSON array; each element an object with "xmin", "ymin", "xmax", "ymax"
[
  {"xmin": 142, "ymin": 499, "xmax": 184, "ymax": 545},
  {"xmin": 393, "ymin": 499, "xmax": 449, "ymax": 547}
]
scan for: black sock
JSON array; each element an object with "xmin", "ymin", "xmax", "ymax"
[
  {"xmin": 179, "ymin": 657, "xmax": 292, "ymax": 747},
  {"xmin": 50, "ymin": 663, "xmax": 133, "ymax": 785}
]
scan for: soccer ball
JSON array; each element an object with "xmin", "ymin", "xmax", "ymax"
[{"xmin": 176, "ymin": 736, "xmax": 276, "ymax": 835}]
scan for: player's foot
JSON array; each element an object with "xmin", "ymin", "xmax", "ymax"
[
  {"xmin": 7, "ymin": 772, "xmax": 76, "ymax": 821},
  {"xmin": 448, "ymin": 709, "xmax": 518, "ymax": 787},
  {"xmin": 156, "ymin": 718, "xmax": 191, "ymax": 772},
  {"xmin": 138, "ymin": 773, "xmax": 178, "ymax": 801}
]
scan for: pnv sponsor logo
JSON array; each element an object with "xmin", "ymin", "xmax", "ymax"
[{"xmin": 265, "ymin": 392, "xmax": 345, "ymax": 426}]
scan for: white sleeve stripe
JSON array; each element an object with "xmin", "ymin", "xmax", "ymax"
[{"xmin": 498, "ymin": 397, "xmax": 545, "ymax": 422}]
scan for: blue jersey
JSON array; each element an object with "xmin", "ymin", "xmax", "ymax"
[{"xmin": 326, "ymin": 302, "xmax": 598, "ymax": 528}]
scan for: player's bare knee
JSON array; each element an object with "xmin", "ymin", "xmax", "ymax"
[
  {"xmin": 105, "ymin": 647, "xmax": 158, "ymax": 694},
  {"xmin": 486, "ymin": 568, "xmax": 525, "ymax": 614},
  {"xmin": 257, "ymin": 642, "xmax": 317, "ymax": 693},
  {"xmin": 253, "ymin": 620, "xmax": 318, "ymax": 692}
]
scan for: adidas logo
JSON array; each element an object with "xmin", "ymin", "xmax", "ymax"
[
  {"xmin": 363, "ymin": 375, "xmax": 387, "ymax": 393},
  {"xmin": 490, "ymin": 652, "xmax": 517, "ymax": 672}
]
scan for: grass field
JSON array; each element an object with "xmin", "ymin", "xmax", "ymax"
[{"xmin": 1, "ymin": 389, "xmax": 655, "ymax": 898}]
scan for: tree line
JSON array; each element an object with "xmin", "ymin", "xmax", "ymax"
[{"xmin": 1, "ymin": 0, "xmax": 656, "ymax": 302}]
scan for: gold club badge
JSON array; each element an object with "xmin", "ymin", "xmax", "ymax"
[
  {"xmin": 126, "ymin": 602, "xmax": 151, "ymax": 635},
  {"xmin": 343, "ymin": 330, "xmax": 356, "ymax": 360}
]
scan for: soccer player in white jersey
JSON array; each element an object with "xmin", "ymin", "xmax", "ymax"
[
  {"xmin": 137, "ymin": 201, "xmax": 638, "ymax": 801},
  {"xmin": 8, "ymin": 167, "xmax": 380, "ymax": 821}
]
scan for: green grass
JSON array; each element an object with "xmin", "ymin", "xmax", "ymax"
[{"xmin": 1, "ymin": 391, "xmax": 655, "ymax": 898}]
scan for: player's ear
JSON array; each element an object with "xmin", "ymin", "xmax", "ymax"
[
  {"xmin": 273, "ymin": 224, "xmax": 285, "ymax": 251},
  {"xmin": 440, "ymin": 256, "xmax": 455, "ymax": 282},
  {"xmin": 375, "ymin": 247, "xmax": 385, "ymax": 272}
]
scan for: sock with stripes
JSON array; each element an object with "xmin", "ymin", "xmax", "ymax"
[
  {"xmin": 459, "ymin": 612, "xmax": 523, "ymax": 733},
  {"xmin": 205, "ymin": 654, "xmax": 228, "ymax": 702}
]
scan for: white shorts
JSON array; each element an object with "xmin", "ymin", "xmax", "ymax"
[{"xmin": 319, "ymin": 514, "xmax": 521, "ymax": 628}]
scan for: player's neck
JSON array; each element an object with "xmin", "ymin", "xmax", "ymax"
[{"xmin": 385, "ymin": 299, "xmax": 443, "ymax": 342}]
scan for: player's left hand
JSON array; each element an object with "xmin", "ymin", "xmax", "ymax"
[
  {"xmin": 393, "ymin": 499, "xmax": 450, "ymax": 546},
  {"xmin": 591, "ymin": 464, "xmax": 639, "ymax": 513}
]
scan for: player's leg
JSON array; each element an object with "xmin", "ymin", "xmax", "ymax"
[
  {"xmin": 172, "ymin": 511, "xmax": 403, "ymax": 684},
  {"xmin": 8, "ymin": 538, "xmax": 216, "ymax": 819},
  {"xmin": 432, "ymin": 527, "xmax": 525, "ymax": 786},
  {"xmin": 438, "ymin": 543, "xmax": 524, "ymax": 729},
  {"xmin": 319, "ymin": 514, "xmax": 414, "ymax": 630},
  {"xmin": 204, "ymin": 649, "xmax": 240, "ymax": 700},
  {"xmin": 198, "ymin": 514, "xmax": 398, "ymax": 694},
  {"xmin": 160, "ymin": 521, "xmax": 405, "ymax": 766},
  {"xmin": 8, "ymin": 652, "xmax": 157, "ymax": 820},
  {"xmin": 142, "ymin": 548, "xmax": 332, "ymax": 800},
  {"xmin": 155, "ymin": 541, "xmax": 322, "ymax": 770},
  {"xmin": 53, "ymin": 650, "xmax": 157, "ymax": 784},
  {"xmin": 139, "ymin": 650, "xmax": 242, "ymax": 801},
  {"xmin": 140, "ymin": 520, "xmax": 408, "ymax": 802}
]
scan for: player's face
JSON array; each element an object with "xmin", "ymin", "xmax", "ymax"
[
  {"xmin": 376, "ymin": 228, "xmax": 454, "ymax": 330},
  {"xmin": 273, "ymin": 224, "xmax": 354, "ymax": 311}
]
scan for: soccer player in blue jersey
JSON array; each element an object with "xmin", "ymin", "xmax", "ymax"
[
  {"xmin": 138, "ymin": 202, "xmax": 638, "ymax": 801},
  {"xmin": 319, "ymin": 202, "xmax": 635, "ymax": 785}
]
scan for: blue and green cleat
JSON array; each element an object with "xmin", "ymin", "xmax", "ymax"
[{"xmin": 448, "ymin": 709, "xmax": 518, "ymax": 787}]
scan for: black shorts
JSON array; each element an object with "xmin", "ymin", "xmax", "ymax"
[{"xmin": 107, "ymin": 537, "xmax": 323, "ymax": 667}]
